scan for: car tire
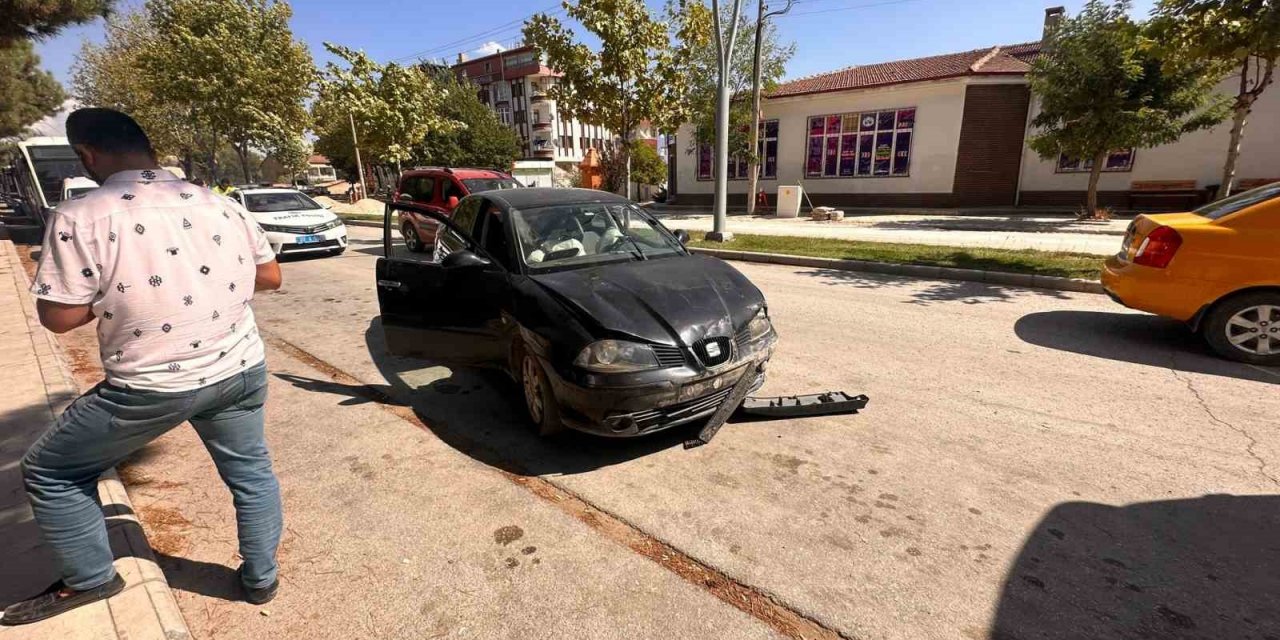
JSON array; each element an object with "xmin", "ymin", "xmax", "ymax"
[
  {"xmin": 1203, "ymin": 291, "xmax": 1280, "ymax": 365},
  {"xmin": 402, "ymin": 223, "xmax": 424, "ymax": 253},
  {"xmin": 519, "ymin": 350, "xmax": 564, "ymax": 437}
]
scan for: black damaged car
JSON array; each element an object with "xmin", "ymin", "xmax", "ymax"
[{"xmin": 376, "ymin": 188, "xmax": 777, "ymax": 437}]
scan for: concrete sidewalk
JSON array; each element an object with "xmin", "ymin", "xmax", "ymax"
[
  {"xmin": 0, "ymin": 235, "xmax": 190, "ymax": 639},
  {"xmin": 652, "ymin": 212, "xmax": 1126, "ymax": 255}
]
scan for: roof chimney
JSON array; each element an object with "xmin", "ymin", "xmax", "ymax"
[
  {"xmin": 457, "ymin": 52, "xmax": 468, "ymax": 64},
  {"xmin": 1043, "ymin": 6, "xmax": 1065, "ymax": 39}
]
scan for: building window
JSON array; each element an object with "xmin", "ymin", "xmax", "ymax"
[
  {"xmin": 805, "ymin": 108, "xmax": 914, "ymax": 178},
  {"xmin": 696, "ymin": 120, "xmax": 780, "ymax": 181},
  {"xmin": 496, "ymin": 106, "xmax": 511, "ymax": 126},
  {"xmin": 484, "ymin": 62, "xmax": 491, "ymax": 73},
  {"xmin": 1056, "ymin": 149, "xmax": 1135, "ymax": 173},
  {"xmin": 580, "ymin": 136, "xmax": 588, "ymax": 150},
  {"xmin": 512, "ymin": 81, "xmax": 524, "ymax": 98},
  {"xmin": 514, "ymin": 109, "xmax": 526, "ymax": 125}
]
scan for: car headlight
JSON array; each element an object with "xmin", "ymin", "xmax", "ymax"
[
  {"xmin": 573, "ymin": 340, "xmax": 660, "ymax": 373},
  {"xmin": 744, "ymin": 308, "xmax": 773, "ymax": 342},
  {"xmin": 260, "ymin": 223, "xmax": 287, "ymax": 233}
]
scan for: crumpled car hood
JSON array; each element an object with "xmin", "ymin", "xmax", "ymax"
[{"xmin": 529, "ymin": 254, "xmax": 764, "ymax": 346}]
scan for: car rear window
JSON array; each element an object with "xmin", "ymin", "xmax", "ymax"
[
  {"xmin": 1194, "ymin": 182, "xmax": 1280, "ymax": 220},
  {"xmin": 463, "ymin": 178, "xmax": 522, "ymax": 193}
]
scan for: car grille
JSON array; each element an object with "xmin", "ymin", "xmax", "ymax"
[
  {"xmin": 651, "ymin": 345, "xmax": 686, "ymax": 368},
  {"xmin": 693, "ymin": 336, "xmax": 734, "ymax": 368},
  {"xmin": 281, "ymin": 239, "xmax": 341, "ymax": 252},
  {"xmin": 631, "ymin": 387, "xmax": 735, "ymax": 433},
  {"xmin": 271, "ymin": 219, "xmax": 344, "ymax": 235}
]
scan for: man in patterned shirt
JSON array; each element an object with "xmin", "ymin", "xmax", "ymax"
[{"xmin": 3, "ymin": 108, "xmax": 285, "ymax": 625}]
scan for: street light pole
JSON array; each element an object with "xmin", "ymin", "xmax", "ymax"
[
  {"xmin": 348, "ymin": 111, "xmax": 368, "ymax": 200},
  {"xmin": 746, "ymin": 0, "xmax": 793, "ymax": 217}
]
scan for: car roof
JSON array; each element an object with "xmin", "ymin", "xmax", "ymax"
[
  {"xmin": 401, "ymin": 167, "xmax": 512, "ymax": 180},
  {"xmin": 484, "ymin": 188, "xmax": 631, "ymax": 210}
]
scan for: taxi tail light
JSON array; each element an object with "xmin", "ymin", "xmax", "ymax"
[{"xmin": 1133, "ymin": 226, "xmax": 1182, "ymax": 268}]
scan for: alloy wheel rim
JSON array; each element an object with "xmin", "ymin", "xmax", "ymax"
[
  {"xmin": 523, "ymin": 356, "xmax": 543, "ymax": 422},
  {"xmin": 1225, "ymin": 304, "xmax": 1279, "ymax": 356},
  {"xmin": 404, "ymin": 227, "xmax": 418, "ymax": 251}
]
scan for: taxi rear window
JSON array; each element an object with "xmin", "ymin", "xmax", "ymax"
[{"xmin": 1194, "ymin": 183, "xmax": 1280, "ymax": 220}]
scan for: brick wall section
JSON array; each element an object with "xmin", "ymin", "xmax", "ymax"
[{"xmin": 952, "ymin": 84, "xmax": 1031, "ymax": 207}]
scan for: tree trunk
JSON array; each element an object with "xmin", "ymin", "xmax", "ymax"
[
  {"xmin": 1217, "ymin": 101, "xmax": 1251, "ymax": 200},
  {"xmin": 745, "ymin": 0, "xmax": 766, "ymax": 217},
  {"xmin": 1086, "ymin": 150, "xmax": 1106, "ymax": 217},
  {"xmin": 235, "ymin": 143, "xmax": 252, "ymax": 184}
]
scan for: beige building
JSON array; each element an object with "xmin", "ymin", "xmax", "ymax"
[{"xmin": 674, "ymin": 10, "xmax": 1279, "ymax": 210}]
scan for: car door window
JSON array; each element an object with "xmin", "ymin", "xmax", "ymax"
[
  {"xmin": 438, "ymin": 197, "xmax": 482, "ymax": 259},
  {"xmin": 440, "ymin": 179, "xmax": 462, "ymax": 208},
  {"xmin": 410, "ymin": 177, "xmax": 435, "ymax": 203},
  {"xmin": 479, "ymin": 207, "xmax": 513, "ymax": 270}
]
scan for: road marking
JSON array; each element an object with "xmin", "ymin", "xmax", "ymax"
[
  {"xmin": 1247, "ymin": 364, "xmax": 1280, "ymax": 381},
  {"xmin": 262, "ymin": 331, "xmax": 852, "ymax": 640}
]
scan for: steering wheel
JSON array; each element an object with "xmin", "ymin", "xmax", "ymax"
[{"xmin": 543, "ymin": 215, "xmax": 584, "ymax": 249}]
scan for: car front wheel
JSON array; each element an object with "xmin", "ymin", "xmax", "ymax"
[
  {"xmin": 520, "ymin": 351, "xmax": 564, "ymax": 437},
  {"xmin": 402, "ymin": 223, "xmax": 424, "ymax": 253},
  {"xmin": 1204, "ymin": 292, "xmax": 1280, "ymax": 365}
]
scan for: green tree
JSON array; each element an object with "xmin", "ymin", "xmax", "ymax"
[
  {"xmin": 1149, "ymin": 0, "xmax": 1280, "ymax": 198},
  {"xmin": 1027, "ymin": 0, "xmax": 1227, "ymax": 215},
  {"xmin": 140, "ymin": 0, "xmax": 313, "ymax": 183},
  {"xmin": 1, "ymin": 0, "xmax": 114, "ymax": 42},
  {"xmin": 523, "ymin": 0, "xmax": 706, "ymax": 200},
  {"xmin": 314, "ymin": 44, "xmax": 458, "ymax": 174},
  {"xmin": 0, "ymin": 40, "xmax": 65, "ymax": 139},
  {"xmin": 414, "ymin": 71, "xmax": 521, "ymax": 169},
  {"xmin": 601, "ymin": 139, "xmax": 666, "ymax": 192}
]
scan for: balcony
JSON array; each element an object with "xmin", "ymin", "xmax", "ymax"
[
  {"xmin": 532, "ymin": 147, "xmax": 555, "ymax": 158},
  {"xmin": 531, "ymin": 120, "xmax": 552, "ymax": 131},
  {"xmin": 530, "ymin": 91, "xmax": 551, "ymax": 104}
]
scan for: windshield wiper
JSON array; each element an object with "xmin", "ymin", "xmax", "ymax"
[{"xmin": 604, "ymin": 209, "xmax": 647, "ymax": 260}]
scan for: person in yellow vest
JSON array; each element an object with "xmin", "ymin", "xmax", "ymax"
[{"xmin": 213, "ymin": 178, "xmax": 236, "ymax": 196}]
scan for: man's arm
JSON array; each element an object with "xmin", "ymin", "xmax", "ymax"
[
  {"xmin": 255, "ymin": 260, "xmax": 282, "ymax": 291},
  {"xmin": 37, "ymin": 299, "xmax": 95, "ymax": 334}
]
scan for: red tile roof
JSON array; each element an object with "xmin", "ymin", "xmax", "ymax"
[{"xmin": 769, "ymin": 42, "xmax": 1042, "ymax": 98}]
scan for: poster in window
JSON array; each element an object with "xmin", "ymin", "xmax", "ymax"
[
  {"xmin": 765, "ymin": 120, "xmax": 779, "ymax": 139},
  {"xmin": 874, "ymin": 131, "xmax": 893, "ymax": 175},
  {"xmin": 842, "ymin": 114, "xmax": 859, "ymax": 134},
  {"xmin": 824, "ymin": 136, "xmax": 840, "ymax": 176},
  {"xmin": 809, "ymin": 117, "xmax": 825, "ymax": 137},
  {"xmin": 857, "ymin": 133, "xmax": 874, "ymax": 175},
  {"xmin": 698, "ymin": 144, "xmax": 712, "ymax": 179},
  {"xmin": 765, "ymin": 142, "xmax": 777, "ymax": 178},
  {"xmin": 878, "ymin": 111, "xmax": 896, "ymax": 131},
  {"xmin": 839, "ymin": 134, "xmax": 858, "ymax": 176},
  {"xmin": 896, "ymin": 108, "xmax": 916, "ymax": 130},
  {"xmin": 893, "ymin": 131, "xmax": 912, "ymax": 175},
  {"xmin": 860, "ymin": 113, "xmax": 877, "ymax": 132},
  {"xmin": 826, "ymin": 115, "xmax": 842, "ymax": 133},
  {"xmin": 1056, "ymin": 154, "xmax": 1083, "ymax": 172},
  {"xmin": 807, "ymin": 136, "xmax": 824, "ymax": 176},
  {"xmin": 1105, "ymin": 149, "xmax": 1134, "ymax": 170}
]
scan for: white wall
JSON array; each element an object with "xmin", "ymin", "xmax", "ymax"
[
  {"xmin": 1018, "ymin": 71, "xmax": 1280, "ymax": 192},
  {"xmin": 676, "ymin": 78, "xmax": 972, "ymax": 196}
]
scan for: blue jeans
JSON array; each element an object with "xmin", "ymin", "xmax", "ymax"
[{"xmin": 21, "ymin": 361, "xmax": 281, "ymax": 590}]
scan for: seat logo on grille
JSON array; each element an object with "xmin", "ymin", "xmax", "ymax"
[{"xmin": 705, "ymin": 342, "xmax": 722, "ymax": 359}]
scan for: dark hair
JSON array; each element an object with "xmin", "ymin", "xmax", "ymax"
[{"xmin": 65, "ymin": 108, "xmax": 155, "ymax": 156}]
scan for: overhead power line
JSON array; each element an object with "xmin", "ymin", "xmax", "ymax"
[
  {"xmin": 390, "ymin": 3, "xmax": 563, "ymax": 63},
  {"xmin": 782, "ymin": 0, "xmax": 925, "ymax": 17}
]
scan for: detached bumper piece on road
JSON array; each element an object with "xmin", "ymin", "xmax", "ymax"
[{"xmin": 684, "ymin": 384, "xmax": 871, "ymax": 450}]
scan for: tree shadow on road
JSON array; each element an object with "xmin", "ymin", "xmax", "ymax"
[
  {"xmin": 1014, "ymin": 310, "xmax": 1279, "ymax": 385},
  {"xmin": 988, "ymin": 495, "xmax": 1280, "ymax": 640},
  {"xmin": 796, "ymin": 268, "xmax": 1074, "ymax": 306}
]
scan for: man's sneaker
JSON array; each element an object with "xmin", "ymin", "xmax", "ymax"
[
  {"xmin": 0, "ymin": 574, "xmax": 126, "ymax": 626},
  {"xmin": 237, "ymin": 567, "xmax": 278, "ymax": 605}
]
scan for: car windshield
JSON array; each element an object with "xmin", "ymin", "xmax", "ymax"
[
  {"xmin": 243, "ymin": 192, "xmax": 322, "ymax": 213},
  {"xmin": 511, "ymin": 202, "xmax": 683, "ymax": 271},
  {"xmin": 1194, "ymin": 182, "xmax": 1280, "ymax": 220},
  {"xmin": 67, "ymin": 187, "xmax": 97, "ymax": 197},
  {"xmin": 463, "ymin": 178, "xmax": 522, "ymax": 193}
]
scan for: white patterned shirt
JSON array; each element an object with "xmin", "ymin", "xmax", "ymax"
[{"xmin": 31, "ymin": 169, "xmax": 275, "ymax": 392}]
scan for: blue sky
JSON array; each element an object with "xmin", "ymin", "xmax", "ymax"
[{"xmin": 35, "ymin": 0, "xmax": 1157, "ymax": 87}]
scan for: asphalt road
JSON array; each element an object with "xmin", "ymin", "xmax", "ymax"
[{"xmin": 123, "ymin": 225, "xmax": 1280, "ymax": 639}]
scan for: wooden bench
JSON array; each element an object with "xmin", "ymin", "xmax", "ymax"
[
  {"xmin": 1234, "ymin": 178, "xmax": 1280, "ymax": 193},
  {"xmin": 1128, "ymin": 180, "xmax": 1207, "ymax": 211}
]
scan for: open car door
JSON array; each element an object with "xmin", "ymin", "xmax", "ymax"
[{"xmin": 376, "ymin": 199, "xmax": 506, "ymax": 365}]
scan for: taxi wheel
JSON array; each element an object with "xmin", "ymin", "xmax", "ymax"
[
  {"xmin": 402, "ymin": 223, "xmax": 424, "ymax": 253},
  {"xmin": 1204, "ymin": 292, "xmax": 1280, "ymax": 365},
  {"xmin": 519, "ymin": 350, "xmax": 564, "ymax": 437}
]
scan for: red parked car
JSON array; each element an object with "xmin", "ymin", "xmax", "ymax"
[{"xmin": 394, "ymin": 167, "xmax": 522, "ymax": 253}]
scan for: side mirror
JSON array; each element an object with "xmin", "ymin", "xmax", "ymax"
[
  {"xmin": 441, "ymin": 249, "xmax": 492, "ymax": 269},
  {"xmin": 397, "ymin": 193, "xmax": 413, "ymax": 203},
  {"xmin": 674, "ymin": 229, "xmax": 690, "ymax": 245},
  {"xmin": 447, "ymin": 196, "xmax": 460, "ymax": 209}
]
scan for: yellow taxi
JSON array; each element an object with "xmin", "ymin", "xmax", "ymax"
[{"xmin": 1102, "ymin": 182, "xmax": 1280, "ymax": 365}]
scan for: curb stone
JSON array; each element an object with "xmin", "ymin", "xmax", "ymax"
[
  {"xmin": 689, "ymin": 247, "xmax": 1104, "ymax": 295},
  {"xmin": 1, "ymin": 236, "xmax": 192, "ymax": 640}
]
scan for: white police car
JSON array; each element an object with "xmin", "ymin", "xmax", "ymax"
[{"xmin": 230, "ymin": 187, "xmax": 348, "ymax": 257}]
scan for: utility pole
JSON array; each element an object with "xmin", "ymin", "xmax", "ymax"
[
  {"xmin": 746, "ymin": 0, "xmax": 793, "ymax": 217},
  {"xmin": 708, "ymin": 0, "xmax": 745, "ymax": 242},
  {"xmin": 348, "ymin": 111, "xmax": 368, "ymax": 200}
]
